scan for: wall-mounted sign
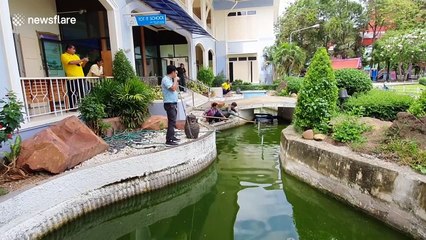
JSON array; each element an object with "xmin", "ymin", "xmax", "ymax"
[{"xmin": 130, "ymin": 14, "xmax": 166, "ymax": 26}]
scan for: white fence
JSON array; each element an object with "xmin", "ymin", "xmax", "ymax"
[{"xmin": 20, "ymin": 77, "xmax": 111, "ymax": 121}]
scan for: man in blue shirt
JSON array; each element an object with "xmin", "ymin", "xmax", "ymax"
[{"xmin": 162, "ymin": 65, "xmax": 180, "ymax": 145}]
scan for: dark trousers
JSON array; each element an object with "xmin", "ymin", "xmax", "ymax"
[
  {"xmin": 164, "ymin": 103, "xmax": 177, "ymax": 142},
  {"xmin": 208, "ymin": 111, "xmax": 224, "ymax": 123},
  {"xmin": 178, "ymin": 77, "xmax": 186, "ymax": 92}
]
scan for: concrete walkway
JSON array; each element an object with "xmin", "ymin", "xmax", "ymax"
[{"xmin": 0, "ymin": 128, "xmax": 217, "ymax": 239}]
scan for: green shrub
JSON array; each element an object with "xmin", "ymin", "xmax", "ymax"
[
  {"xmin": 335, "ymin": 69, "xmax": 372, "ymax": 95},
  {"xmin": 380, "ymin": 138, "xmax": 426, "ymax": 174},
  {"xmin": 232, "ymin": 84, "xmax": 277, "ymax": 91},
  {"xmin": 0, "ymin": 91, "xmax": 24, "ymax": 148},
  {"xmin": 197, "ymin": 67, "xmax": 214, "ymax": 86},
  {"xmin": 90, "ymin": 79, "xmax": 120, "ymax": 118},
  {"xmin": 408, "ymin": 90, "xmax": 426, "ymax": 117},
  {"xmin": 294, "ymin": 48, "xmax": 338, "ymax": 132},
  {"xmin": 113, "ymin": 49, "xmax": 136, "ymax": 84},
  {"xmin": 285, "ymin": 76, "xmax": 304, "ymax": 94},
  {"xmin": 212, "ymin": 72, "xmax": 226, "ymax": 87},
  {"xmin": 152, "ymin": 86, "xmax": 163, "ymax": 100},
  {"xmin": 332, "ymin": 115, "xmax": 370, "ymax": 143},
  {"xmin": 344, "ymin": 89, "xmax": 414, "ymax": 121},
  {"xmin": 113, "ymin": 78, "xmax": 154, "ymax": 129},
  {"xmin": 419, "ymin": 77, "xmax": 426, "ymax": 86},
  {"xmin": 187, "ymin": 80, "xmax": 209, "ymax": 94},
  {"xmin": 79, "ymin": 95, "xmax": 109, "ymax": 135}
]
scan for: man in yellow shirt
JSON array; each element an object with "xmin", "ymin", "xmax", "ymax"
[
  {"xmin": 222, "ymin": 80, "xmax": 232, "ymax": 95},
  {"xmin": 61, "ymin": 44, "xmax": 88, "ymax": 77},
  {"xmin": 61, "ymin": 44, "xmax": 89, "ymax": 109}
]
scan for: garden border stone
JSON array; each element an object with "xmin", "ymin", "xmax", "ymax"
[
  {"xmin": 280, "ymin": 125, "xmax": 426, "ymax": 239},
  {"xmin": 0, "ymin": 130, "xmax": 216, "ymax": 239}
]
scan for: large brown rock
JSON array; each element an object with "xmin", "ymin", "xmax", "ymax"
[
  {"xmin": 141, "ymin": 115, "xmax": 186, "ymax": 130},
  {"xmin": 103, "ymin": 117, "xmax": 125, "ymax": 137},
  {"xmin": 141, "ymin": 115, "xmax": 168, "ymax": 130},
  {"xmin": 17, "ymin": 116, "xmax": 109, "ymax": 174}
]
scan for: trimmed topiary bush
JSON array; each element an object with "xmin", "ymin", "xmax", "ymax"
[
  {"xmin": 197, "ymin": 67, "xmax": 214, "ymax": 86},
  {"xmin": 343, "ymin": 89, "xmax": 414, "ymax": 121},
  {"xmin": 335, "ymin": 69, "xmax": 372, "ymax": 95},
  {"xmin": 113, "ymin": 49, "xmax": 136, "ymax": 84},
  {"xmin": 408, "ymin": 90, "xmax": 426, "ymax": 118},
  {"xmin": 294, "ymin": 48, "xmax": 338, "ymax": 132},
  {"xmin": 419, "ymin": 77, "xmax": 426, "ymax": 86}
]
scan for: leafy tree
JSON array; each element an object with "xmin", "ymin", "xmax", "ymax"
[
  {"xmin": 294, "ymin": 48, "xmax": 338, "ymax": 132},
  {"xmin": 374, "ymin": 28, "xmax": 426, "ymax": 77},
  {"xmin": 363, "ymin": 0, "xmax": 426, "ymax": 66},
  {"xmin": 272, "ymin": 43, "xmax": 306, "ymax": 77},
  {"xmin": 275, "ymin": 0, "xmax": 366, "ymax": 58}
]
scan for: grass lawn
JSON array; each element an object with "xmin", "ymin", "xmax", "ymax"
[{"xmin": 388, "ymin": 84, "xmax": 425, "ymax": 97}]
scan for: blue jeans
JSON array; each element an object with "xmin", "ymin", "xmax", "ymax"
[{"xmin": 164, "ymin": 103, "xmax": 177, "ymax": 142}]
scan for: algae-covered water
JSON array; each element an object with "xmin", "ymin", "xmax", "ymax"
[{"xmin": 44, "ymin": 124, "xmax": 411, "ymax": 240}]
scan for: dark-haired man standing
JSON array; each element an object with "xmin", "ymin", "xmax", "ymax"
[
  {"xmin": 161, "ymin": 65, "xmax": 180, "ymax": 146},
  {"xmin": 61, "ymin": 44, "xmax": 88, "ymax": 77}
]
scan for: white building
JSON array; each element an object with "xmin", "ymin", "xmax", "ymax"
[{"xmin": 0, "ymin": 0, "xmax": 282, "ymax": 122}]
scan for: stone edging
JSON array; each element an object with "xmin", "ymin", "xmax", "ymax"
[
  {"xmin": 280, "ymin": 126, "xmax": 426, "ymax": 239},
  {"xmin": 0, "ymin": 130, "xmax": 217, "ymax": 240}
]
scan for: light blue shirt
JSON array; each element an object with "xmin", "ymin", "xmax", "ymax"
[{"xmin": 161, "ymin": 75, "xmax": 178, "ymax": 103}]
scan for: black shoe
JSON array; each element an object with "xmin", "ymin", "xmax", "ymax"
[
  {"xmin": 172, "ymin": 137, "xmax": 181, "ymax": 141},
  {"xmin": 165, "ymin": 140, "xmax": 179, "ymax": 146}
]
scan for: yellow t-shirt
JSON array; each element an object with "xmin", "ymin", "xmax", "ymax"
[
  {"xmin": 222, "ymin": 82, "xmax": 231, "ymax": 90},
  {"xmin": 61, "ymin": 52, "xmax": 84, "ymax": 77}
]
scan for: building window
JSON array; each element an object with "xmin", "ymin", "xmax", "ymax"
[
  {"xmin": 229, "ymin": 57, "xmax": 238, "ymax": 61},
  {"xmin": 238, "ymin": 57, "xmax": 247, "ymax": 61},
  {"xmin": 248, "ymin": 56, "xmax": 257, "ymax": 61},
  {"xmin": 227, "ymin": 11, "xmax": 254, "ymax": 17}
]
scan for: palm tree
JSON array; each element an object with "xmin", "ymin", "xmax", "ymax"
[{"xmin": 272, "ymin": 43, "xmax": 306, "ymax": 77}]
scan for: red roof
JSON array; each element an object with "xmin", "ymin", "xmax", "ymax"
[{"xmin": 331, "ymin": 58, "xmax": 362, "ymax": 70}]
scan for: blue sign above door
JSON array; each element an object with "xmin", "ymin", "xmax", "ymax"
[{"xmin": 134, "ymin": 14, "xmax": 166, "ymax": 26}]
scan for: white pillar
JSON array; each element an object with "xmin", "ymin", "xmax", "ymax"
[
  {"xmin": 186, "ymin": 0, "xmax": 194, "ymax": 17},
  {"xmin": 189, "ymin": 38, "xmax": 197, "ymax": 79},
  {"xmin": 0, "ymin": 0, "xmax": 23, "ymax": 102},
  {"xmin": 203, "ymin": 46, "xmax": 209, "ymax": 68},
  {"xmin": 100, "ymin": 0, "xmax": 135, "ymax": 68},
  {"xmin": 200, "ymin": 0, "xmax": 207, "ymax": 28}
]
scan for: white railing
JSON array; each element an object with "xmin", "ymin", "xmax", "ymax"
[{"xmin": 20, "ymin": 77, "xmax": 112, "ymax": 122}]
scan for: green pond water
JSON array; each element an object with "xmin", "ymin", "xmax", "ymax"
[{"xmin": 44, "ymin": 124, "xmax": 411, "ymax": 240}]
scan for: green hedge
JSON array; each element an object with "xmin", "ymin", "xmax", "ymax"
[
  {"xmin": 335, "ymin": 69, "xmax": 372, "ymax": 95},
  {"xmin": 343, "ymin": 89, "xmax": 414, "ymax": 121},
  {"xmin": 419, "ymin": 77, "xmax": 426, "ymax": 86},
  {"xmin": 232, "ymin": 84, "xmax": 277, "ymax": 91}
]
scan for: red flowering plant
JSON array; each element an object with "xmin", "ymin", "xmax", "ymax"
[{"xmin": 0, "ymin": 91, "xmax": 24, "ymax": 148}]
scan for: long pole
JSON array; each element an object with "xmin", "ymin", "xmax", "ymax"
[{"xmin": 289, "ymin": 24, "xmax": 320, "ymax": 43}]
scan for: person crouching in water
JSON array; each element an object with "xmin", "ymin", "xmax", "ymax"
[
  {"xmin": 223, "ymin": 102, "xmax": 238, "ymax": 118},
  {"xmin": 204, "ymin": 102, "xmax": 226, "ymax": 123}
]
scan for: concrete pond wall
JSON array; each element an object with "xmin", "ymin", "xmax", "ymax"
[
  {"xmin": 280, "ymin": 126, "xmax": 426, "ymax": 239},
  {"xmin": 0, "ymin": 130, "xmax": 217, "ymax": 240}
]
